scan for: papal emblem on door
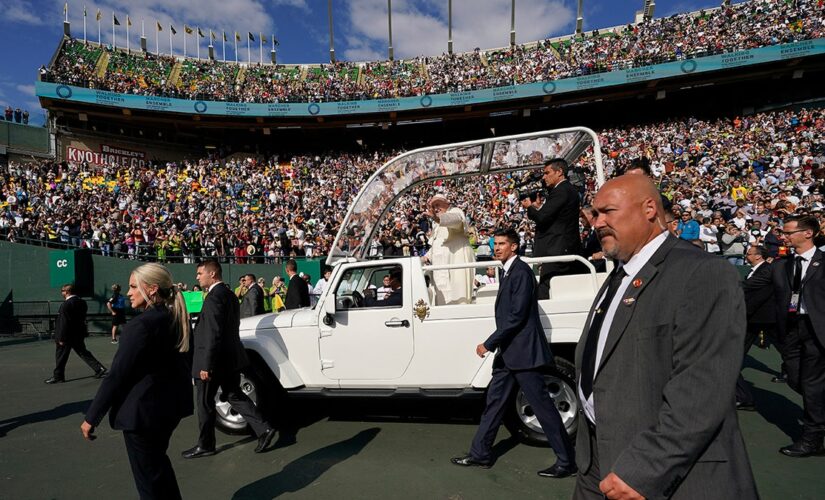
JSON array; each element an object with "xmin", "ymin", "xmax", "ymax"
[{"xmin": 414, "ymin": 299, "xmax": 430, "ymax": 322}]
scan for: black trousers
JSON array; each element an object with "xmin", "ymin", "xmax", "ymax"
[
  {"xmin": 735, "ymin": 323, "xmax": 774, "ymax": 405},
  {"xmin": 195, "ymin": 371, "xmax": 269, "ymax": 449},
  {"xmin": 572, "ymin": 422, "xmax": 601, "ymax": 500},
  {"xmin": 53, "ymin": 338, "xmax": 104, "ymax": 379},
  {"xmin": 788, "ymin": 315, "xmax": 825, "ymax": 438},
  {"xmin": 469, "ymin": 365, "xmax": 574, "ymax": 466},
  {"xmin": 123, "ymin": 425, "xmax": 181, "ymax": 500}
]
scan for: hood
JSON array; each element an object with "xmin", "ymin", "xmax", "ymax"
[{"xmin": 239, "ymin": 308, "xmax": 317, "ymax": 331}]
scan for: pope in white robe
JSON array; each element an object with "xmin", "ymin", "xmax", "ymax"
[{"xmin": 424, "ymin": 194, "xmax": 475, "ymax": 305}]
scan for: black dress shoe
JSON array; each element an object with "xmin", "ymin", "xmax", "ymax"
[
  {"xmin": 779, "ymin": 440, "xmax": 825, "ymax": 458},
  {"xmin": 181, "ymin": 445, "xmax": 216, "ymax": 459},
  {"xmin": 537, "ymin": 463, "xmax": 578, "ymax": 478},
  {"xmin": 450, "ymin": 455, "xmax": 492, "ymax": 469},
  {"xmin": 771, "ymin": 375, "xmax": 787, "ymax": 383},
  {"xmin": 254, "ymin": 428, "xmax": 276, "ymax": 453},
  {"xmin": 736, "ymin": 401, "xmax": 756, "ymax": 411},
  {"xmin": 44, "ymin": 377, "xmax": 65, "ymax": 384},
  {"xmin": 94, "ymin": 368, "xmax": 108, "ymax": 379}
]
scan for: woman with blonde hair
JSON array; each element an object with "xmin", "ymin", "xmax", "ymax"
[{"xmin": 81, "ymin": 263, "xmax": 193, "ymax": 500}]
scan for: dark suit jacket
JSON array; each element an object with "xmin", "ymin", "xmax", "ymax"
[
  {"xmin": 364, "ymin": 288, "xmax": 402, "ymax": 307},
  {"xmin": 575, "ymin": 235, "xmax": 757, "ymax": 499},
  {"xmin": 240, "ymin": 283, "xmax": 265, "ymax": 318},
  {"xmin": 85, "ymin": 306, "xmax": 193, "ymax": 431},
  {"xmin": 527, "ymin": 180, "xmax": 582, "ymax": 259},
  {"xmin": 772, "ymin": 249, "xmax": 825, "ymax": 344},
  {"xmin": 742, "ymin": 261, "xmax": 775, "ymax": 325},
  {"xmin": 54, "ymin": 296, "xmax": 88, "ymax": 343},
  {"xmin": 482, "ymin": 257, "xmax": 553, "ymax": 371},
  {"xmin": 284, "ymin": 274, "xmax": 310, "ymax": 310},
  {"xmin": 193, "ymin": 282, "xmax": 249, "ymax": 377}
]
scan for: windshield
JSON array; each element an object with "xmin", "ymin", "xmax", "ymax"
[{"xmin": 328, "ymin": 127, "xmax": 602, "ymax": 264}]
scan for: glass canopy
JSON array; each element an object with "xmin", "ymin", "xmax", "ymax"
[{"xmin": 328, "ymin": 127, "xmax": 603, "ymax": 264}]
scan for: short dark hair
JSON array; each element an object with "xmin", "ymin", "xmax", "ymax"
[
  {"xmin": 323, "ymin": 265, "xmax": 333, "ymax": 274},
  {"xmin": 285, "ymin": 259, "xmax": 298, "ymax": 272},
  {"xmin": 493, "ymin": 227, "xmax": 520, "ymax": 245},
  {"xmin": 784, "ymin": 215, "xmax": 820, "ymax": 235},
  {"xmin": 61, "ymin": 283, "xmax": 75, "ymax": 294},
  {"xmin": 544, "ymin": 158, "xmax": 568, "ymax": 175},
  {"xmin": 749, "ymin": 246, "xmax": 770, "ymax": 259},
  {"xmin": 389, "ymin": 267, "xmax": 403, "ymax": 283},
  {"xmin": 197, "ymin": 259, "xmax": 223, "ymax": 278},
  {"xmin": 244, "ymin": 273, "xmax": 257, "ymax": 281}
]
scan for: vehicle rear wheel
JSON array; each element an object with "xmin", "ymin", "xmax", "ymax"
[{"xmin": 505, "ymin": 357, "xmax": 578, "ymax": 446}]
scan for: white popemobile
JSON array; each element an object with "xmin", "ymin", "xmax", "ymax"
[{"xmin": 218, "ymin": 128, "xmax": 609, "ymax": 444}]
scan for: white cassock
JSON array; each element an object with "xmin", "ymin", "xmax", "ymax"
[{"xmin": 428, "ymin": 207, "xmax": 475, "ymax": 305}]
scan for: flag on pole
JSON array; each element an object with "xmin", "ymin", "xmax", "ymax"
[
  {"xmin": 64, "ymin": 2, "xmax": 68, "ymax": 19},
  {"xmin": 223, "ymin": 31, "xmax": 228, "ymax": 42},
  {"xmin": 197, "ymin": 27, "xmax": 205, "ymax": 38},
  {"xmin": 157, "ymin": 21, "xmax": 162, "ymax": 31},
  {"xmin": 184, "ymin": 25, "xmax": 193, "ymax": 34},
  {"xmin": 235, "ymin": 32, "xmax": 241, "ymax": 42},
  {"xmin": 170, "ymin": 25, "xmax": 177, "ymax": 35},
  {"xmin": 83, "ymin": 5, "xmax": 86, "ymax": 17},
  {"xmin": 261, "ymin": 34, "xmax": 267, "ymax": 44},
  {"xmin": 127, "ymin": 16, "xmax": 132, "ymax": 27},
  {"xmin": 96, "ymin": 8, "xmax": 101, "ymax": 21},
  {"xmin": 248, "ymin": 32, "xmax": 255, "ymax": 42},
  {"xmin": 113, "ymin": 15, "xmax": 121, "ymax": 26},
  {"xmin": 210, "ymin": 30, "xmax": 216, "ymax": 40}
]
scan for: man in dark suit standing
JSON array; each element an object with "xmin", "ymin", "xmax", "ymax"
[
  {"xmin": 451, "ymin": 227, "xmax": 575, "ymax": 478},
  {"xmin": 772, "ymin": 215, "xmax": 825, "ymax": 457},
  {"xmin": 574, "ymin": 175, "xmax": 756, "ymax": 499},
  {"xmin": 239, "ymin": 274, "xmax": 265, "ymax": 318},
  {"xmin": 283, "ymin": 259, "xmax": 310, "ymax": 310},
  {"xmin": 736, "ymin": 245, "xmax": 776, "ymax": 410},
  {"xmin": 182, "ymin": 260, "xmax": 275, "ymax": 458},
  {"xmin": 45, "ymin": 284, "xmax": 107, "ymax": 384},
  {"xmin": 522, "ymin": 159, "xmax": 582, "ymax": 299}
]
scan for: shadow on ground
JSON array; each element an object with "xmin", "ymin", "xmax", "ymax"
[
  {"xmin": 0, "ymin": 399, "xmax": 92, "ymax": 437},
  {"xmin": 231, "ymin": 428, "xmax": 381, "ymax": 499}
]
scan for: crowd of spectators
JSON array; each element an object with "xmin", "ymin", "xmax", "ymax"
[
  {"xmin": 2, "ymin": 107, "xmax": 823, "ymax": 266},
  {"xmin": 41, "ymin": 0, "xmax": 824, "ymax": 103}
]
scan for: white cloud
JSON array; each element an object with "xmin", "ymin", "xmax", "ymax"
[
  {"xmin": 16, "ymin": 84, "xmax": 36, "ymax": 97},
  {"xmin": 272, "ymin": 0, "xmax": 310, "ymax": 11},
  {"xmin": 7, "ymin": 0, "xmax": 45, "ymax": 25},
  {"xmin": 341, "ymin": 0, "xmax": 575, "ymax": 61}
]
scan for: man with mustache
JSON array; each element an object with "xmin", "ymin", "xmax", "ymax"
[{"xmin": 574, "ymin": 175, "xmax": 757, "ymax": 499}]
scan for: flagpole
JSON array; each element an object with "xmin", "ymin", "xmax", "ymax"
[
  {"xmin": 234, "ymin": 34, "xmax": 238, "ymax": 63},
  {"xmin": 112, "ymin": 13, "xmax": 116, "ymax": 50},
  {"xmin": 197, "ymin": 27, "xmax": 200, "ymax": 59},
  {"xmin": 247, "ymin": 34, "xmax": 250, "ymax": 64},
  {"xmin": 65, "ymin": 3, "xmax": 68, "ymax": 23},
  {"xmin": 83, "ymin": 7, "xmax": 87, "ymax": 43},
  {"xmin": 222, "ymin": 31, "xmax": 226, "ymax": 62},
  {"xmin": 170, "ymin": 27, "xmax": 173, "ymax": 57},
  {"xmin": 98, "ymin": 15, "xmax": 101, "ymax": 46},
  {"xmin": 183, "ymin": 29, "xmax": 187, "ymax": 58},
  {"xmin": 156, "ymin": 23, "xmax": 159, "ymax": 54},
  {"xmin": 259, "ymin": 33, "xmax": 263, "ymax": 65},
  {"xmin": 126, "ymin": 18, "xmax": 130, "ymax": 53}
]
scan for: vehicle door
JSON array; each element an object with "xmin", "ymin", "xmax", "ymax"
[{"xmin": 318, "ymin": 261, "xmax": 414, "ymax": 381}]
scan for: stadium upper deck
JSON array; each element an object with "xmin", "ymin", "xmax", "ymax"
[{"xmin": 37, "ymin": 0, "xmax": 825, "ymax": 120}]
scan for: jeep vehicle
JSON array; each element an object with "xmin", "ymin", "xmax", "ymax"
[{"xmin": 218, "ymin": 128, "xmax": 608, "ymax": 444}]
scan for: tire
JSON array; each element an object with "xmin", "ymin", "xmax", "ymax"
[
  {"xmin": 214, "ymin": 356, "xmax": 280, "ymax": 435},
  {"xmin": 505, "ymin": 357, "xmax": 579, "ymax": 446}
]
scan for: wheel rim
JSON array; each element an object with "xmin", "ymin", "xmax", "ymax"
[
  {"xmin": 515, "ymin": 373, "xmax": 578, "ymax": 436},
  {"xmin": 215, "ymin": 373, "xmax": 258, "ymax": 430}
]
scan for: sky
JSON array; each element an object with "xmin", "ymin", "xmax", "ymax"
[{"xmin": 0, "ymin": 0, "xmax": 748, "ymax": 125}]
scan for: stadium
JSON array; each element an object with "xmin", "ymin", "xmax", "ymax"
[{"xmin": 1, "ymin": 0, "xmax": 825, "ymax": 498}]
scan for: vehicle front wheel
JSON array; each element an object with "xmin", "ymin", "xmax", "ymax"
[
  {"xmin": 214, "ymin": 370, "xmax": 262, "ymax": 435},
  {"xmin": 505, "ymin": 357, "xmax": 579, "ymax": 446}
]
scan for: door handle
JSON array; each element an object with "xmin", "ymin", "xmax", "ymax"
[{"xmin": 384, "ymin": 319, "xmax": 410, "ymax": 328}]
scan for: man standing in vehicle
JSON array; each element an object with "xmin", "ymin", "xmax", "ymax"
[{"xmin": 451, "ymin": 228, "xmax": 576, "ymax": 478}]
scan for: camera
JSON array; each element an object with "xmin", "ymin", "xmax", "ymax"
[{"xmin": 518, "ymin": 189, "xmax": 544, "ymax": 202}]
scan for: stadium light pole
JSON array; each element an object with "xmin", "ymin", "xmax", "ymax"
[
  {"xmin": 387, "ymin": 0, "xmax": 394, "ymax": 60},
  {"xmin": 510, "ymin": 0, "xmax": 516, "ymax": 47},
  {"xmin": 576, "ymin": 0, "xmax": 584, "ymax": 34},
  {"xmin": 328, "ymin": 0, "xmax": 336, "ymax": 62},
  {"xmin": 448, "ymin": 0, "xmax": 453, "ymax": 54}
]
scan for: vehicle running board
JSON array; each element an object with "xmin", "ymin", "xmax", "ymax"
[{"xmin": 288, "ymin": 387, "xmax": 485, "ymax": 399}]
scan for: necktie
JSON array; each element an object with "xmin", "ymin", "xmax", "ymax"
[
  {"xmin": 792, "ymin": 256, "xmax": 804, "ymax": 293},
  {"xmin": 581, "ymin": 267, "xmax": 627, "ymax": 400}
]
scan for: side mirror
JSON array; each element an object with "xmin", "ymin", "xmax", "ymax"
[{"xmin": 322, "ymin": 295, "xmax": 336, "ymax": 326}]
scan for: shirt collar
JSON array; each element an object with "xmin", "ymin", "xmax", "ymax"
[
  {"xmin": 750, "ymin": 260, "xmax": 765, "ymax": 273},
  {"xmin": 502, "ymin": 254, "xmax": 519, "ymax": 276},
  {"xmin": 619, "ymin": 231, "xmax": 668, "ymax": 277},
  {"xmin": 208, "ymin": 281, "xmax": 224, "ymax": 293},
  {"xmin": 798, "ymin": 246, "xmax": 816, "ymax": 261}
]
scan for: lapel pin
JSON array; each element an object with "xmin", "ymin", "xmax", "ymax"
[
  {"xmin": 813, "ymin": 262, "xmax": 821, "ymax": 267},
  {"xmin": 623, "ymin": 298, "xmax": 636, "ymax": 305},
  {"xmin": 632, "ymin": 278, "xmax": 643, "ymax": 288}
]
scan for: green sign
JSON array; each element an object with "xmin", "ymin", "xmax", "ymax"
[
  {"xmin": 182, "ymin": 291, "xmax": 204, "ymax": 314},
  {"xmin": 49, "ymin": 250, "xmax": 76, "ymax": 288}
]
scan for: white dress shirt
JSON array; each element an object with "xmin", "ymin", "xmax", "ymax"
[
  {"xmin": 501, "ymin": 254, "xmax": 518, "ymax": 277},
  {"xmin": 581, "ymin": 231, "xmax": 668, "ymax": 424},
  {"xmin": 797, "ymin": 246, "xmax": 816, "ymax": 314},
  {"xmin": 746, "ymin": 260, "xmax": 765, "ymax": 280}
]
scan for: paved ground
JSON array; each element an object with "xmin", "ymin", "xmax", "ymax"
[{"xmin": 0, "ymin": 336, "xmax": 823, "ymax": 500}]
